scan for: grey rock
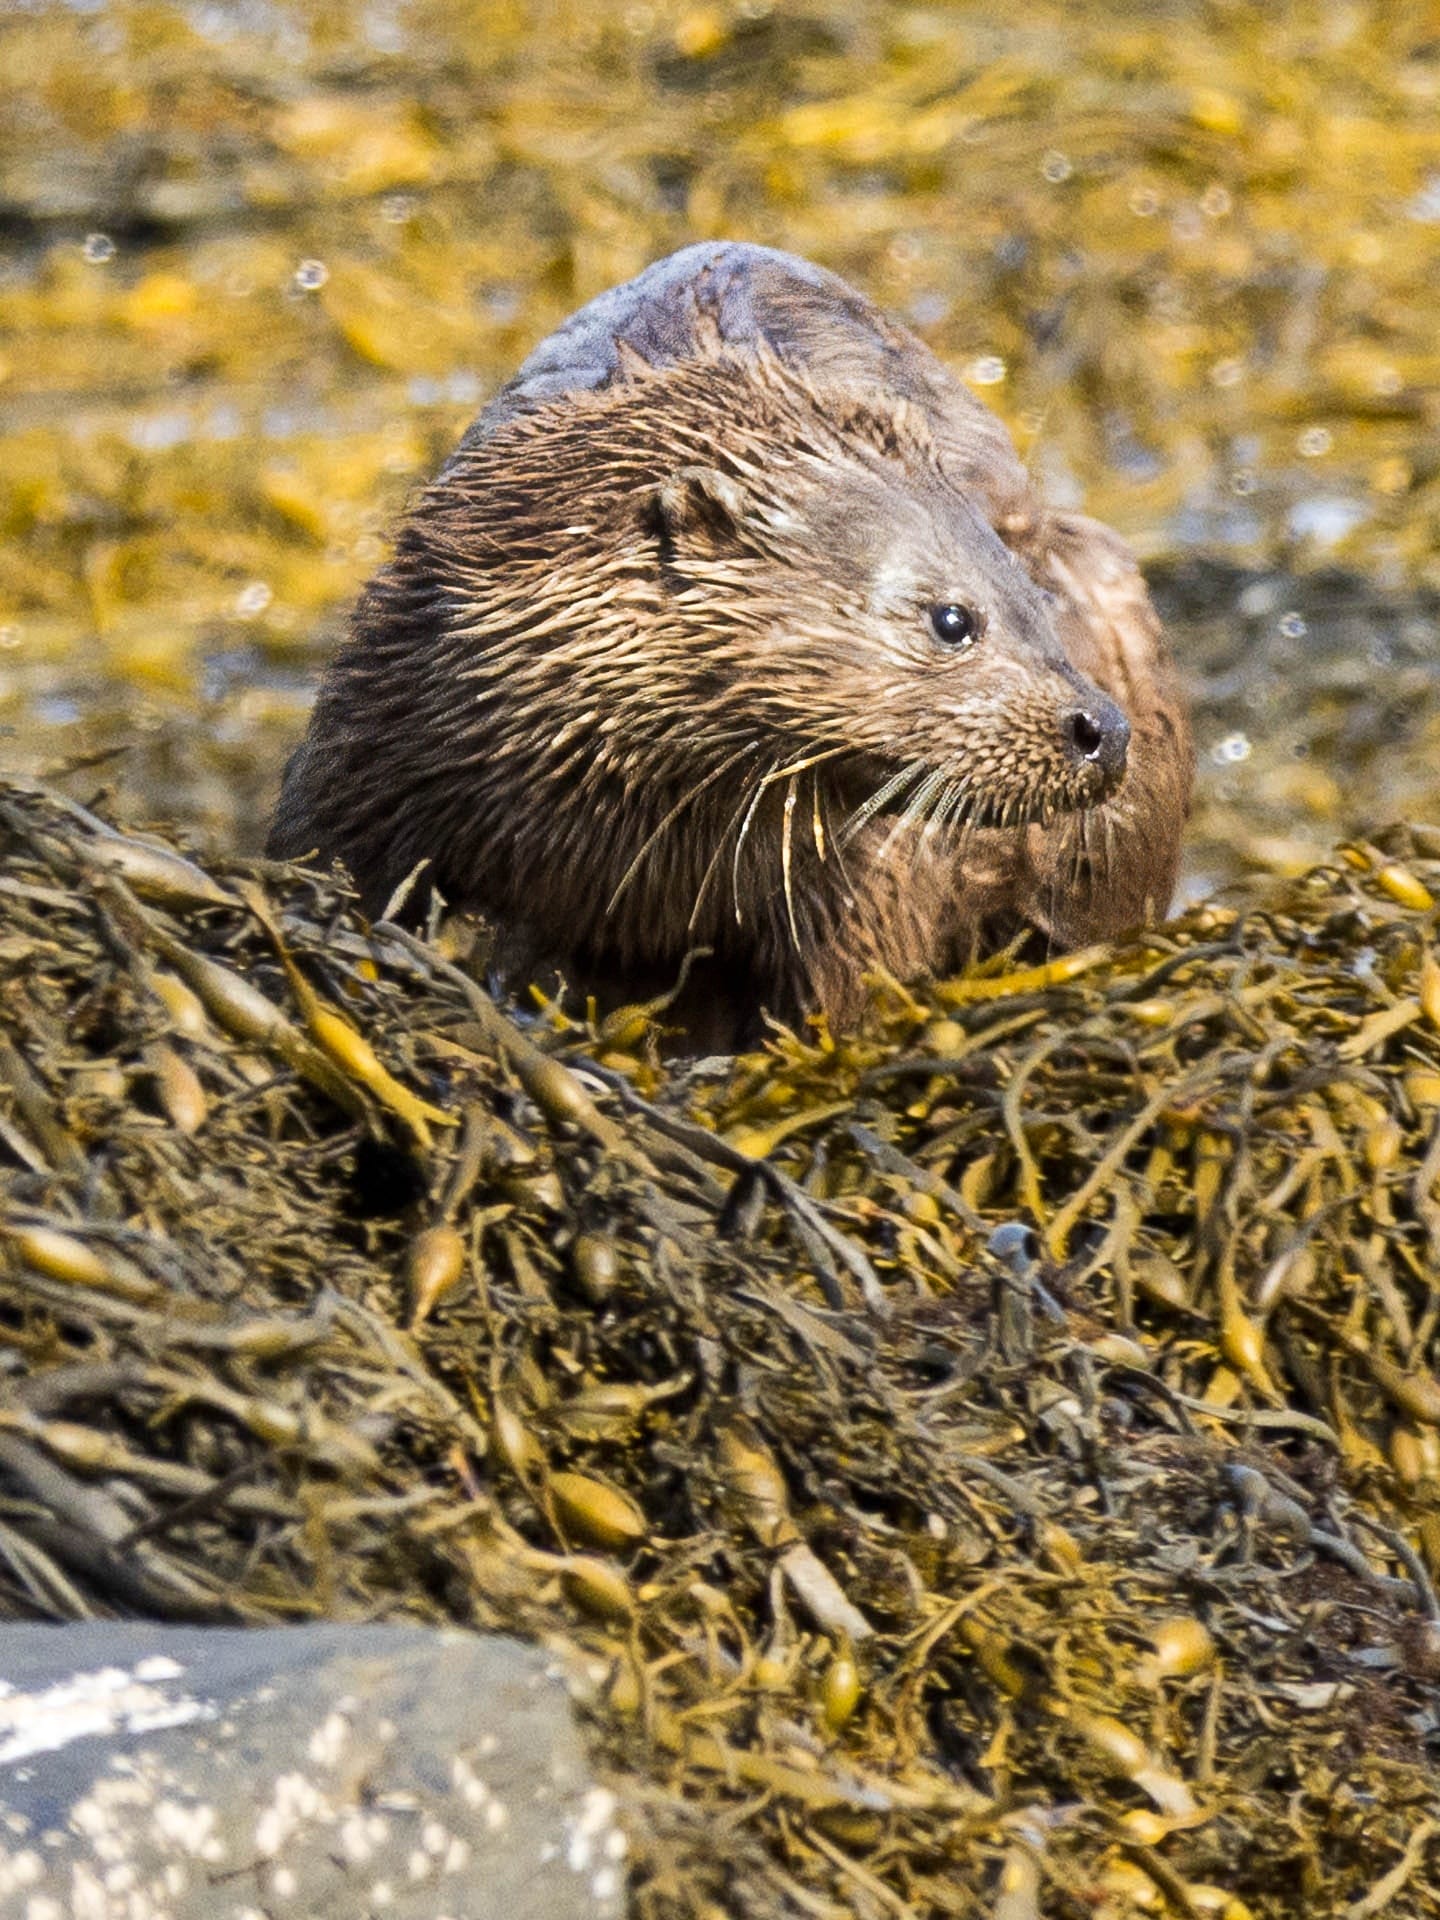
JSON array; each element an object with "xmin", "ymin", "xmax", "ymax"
[{"xmin": 0, "ymin": 1624, "xmax": 626, "ymax": 1920}]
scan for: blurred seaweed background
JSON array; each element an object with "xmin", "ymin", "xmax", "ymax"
[{"xmin": 2, "ymin": 0, "xmax": 1440, "ymax": 889}]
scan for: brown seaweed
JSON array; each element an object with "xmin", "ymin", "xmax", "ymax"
[{"xmin": 2, "ymin": 782, "xmax": 1439, "ymax": 1918}]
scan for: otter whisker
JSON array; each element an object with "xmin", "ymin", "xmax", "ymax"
[
  {"xmin": 908, "ymin": 773, "xmax": 959, "ymax": 864},
  {"xmin": 925, "ymin": 778, "xmax": 971, "ymax": 847},
  {"xmin": 688, "ymin": 761, "xmax": 776, "ymax": 935},
  {"xmin": 950, "ymin": 815, "xmax": 981, "ymax": 904},
  {"xmin": 753, "ymin": 742, "xmax": 850, "ymax": 795},
  {"xmin": 878, "ymin": 769, "xmax": 948, "ymax": 862},
  {"xmin": 781, "ymin": 773, "xmax": 801, "ymax": 951},
  {"xmin": 1067, "ymin": 809, "xmax": 1095, "ymax": 949},
  {"xmin": 1041, "ymin": 814, "xmax": 1069, "ymax": 938},
  {"xmin": 915, "ymin": 772, "xmax": 950, "ymax": 832},
  {"xmin": 907, "ymin": 770, "xmax": 952, "ymax": 830},
  {"xmin": 914, "ymin": 780, "xmax": 948, "ymax": 853},
  {"xmin": 729, "ymin": 771, "xmax": 774, "ymax": 929},
  {"xmin": 605, "ymin": 741, "xmax": 760, "ymax": 917},
  {"xmin": 931, "ymin": 773, "xmax": 975, "ymax": 838},
  {"xmin": 824, "ymin": 779, "xmax": 860, "ymax": 895},
  {"xmin": 840, "ymin": 761, "xmax": 929, "ymax": 843},
  {"xmin": 729, "ymin": 742, "xmax": 847, "ymax": 931},
  {"xmin": 1045, "ymin": 811, "xmax": 1079, "ymax": 948}
]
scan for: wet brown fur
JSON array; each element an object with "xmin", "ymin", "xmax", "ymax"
[{"xmin": 271, "ymin": 246, "xmax": 1191, "ymax": 1036}]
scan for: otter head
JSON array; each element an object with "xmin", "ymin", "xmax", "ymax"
[{"xmin": 636, "ymin": 362, "xmax": 1131, "ymax": 845}]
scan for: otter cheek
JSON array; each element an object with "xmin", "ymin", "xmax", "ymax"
[{"xmin": 1059, "ymin": 688, "xmax": 1130, "ymax": 800}]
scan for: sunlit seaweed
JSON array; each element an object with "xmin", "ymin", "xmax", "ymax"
[{"xmin": 3, "ymin": 782, "xmax": 1439, "ymax": 1917}]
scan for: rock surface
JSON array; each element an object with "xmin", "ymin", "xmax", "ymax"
[{"xmin": 0, "ymin": 1624, "xmax": 626, "ymax": 1920}]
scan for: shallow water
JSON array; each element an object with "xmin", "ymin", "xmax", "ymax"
[{"xmin": 3, "ymin": 0, "xmax": 1439, "ymax": 890}]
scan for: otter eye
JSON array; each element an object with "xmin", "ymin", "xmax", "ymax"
[{"xmin": 929, "ymin": 602, "xmax": 980, "ymax": 647}]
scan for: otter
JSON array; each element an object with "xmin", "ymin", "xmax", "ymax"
[{"xmin": 270, "ymin": 242, "xmax": 1191, "ymax": 1034}]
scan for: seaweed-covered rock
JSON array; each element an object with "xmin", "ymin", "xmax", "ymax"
[{"xmin": 2, "ymin": 780, "xmax": 1439, "ymax": 1918}]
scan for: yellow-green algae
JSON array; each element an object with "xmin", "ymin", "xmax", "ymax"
[{"xmin": 3, "ymin": 0, "xmax": 1440, "ymax": 884}]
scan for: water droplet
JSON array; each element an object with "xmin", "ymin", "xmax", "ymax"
[
  {"xmin": 380, "ymin": 193, "xmax": 416, "ymax": 224},
  {"xmin": 1128, "ymin": 185, "xmax": 1160, "ymax": 218},
  {"xmin": 236, "ymin": 582, "xmax": 273, "ymax": 617},
  {"xmin": 294, "ymin": 259, "xmax": 329, "ymax": 292},
  {"xmin": 0, "ymin": 626, "xmax": 20, "ymax": 651},
  {"xmin": 203, "ymin": 405, "xmax": 242, "ymax": 441},
  {"xmin": 967, "ymin": 355, "xmax": 1007, "ymax": 387},
  {"xmin": 127, "ymin": 411, "xmax": 192, "ymax": 452},
  {"xmin": 1238, "ymin": 579, "xmax": 1285, "ymax": 617},
  {"xmin": 192, "ymin": 4, "xmax": 237, "ymax": 42},
  {"xmin": 482, "ymin": 285, "xmax": 521, "ymax": 323},
  {"xmin": 1210, "ymin": 732, "xmax": 1252, "ymax": 765},
  {"xmin": 1200, "ymin": 183, "xmax": 1232, "ymax": 218},
  {"xmin": 1288, "ymin": 495, "xmax": 1364, "ymax": 543},
  {"xmin": 364, "ymin": 10, "xmax": 404, "ymax": 53},
  {"xmin": 907, "ymin": 291, "xmax": 950, "ymax": 328},
  {"xmin": 1278, "ymin": 611, "xmax": 1307, "ymax": 639},
  {"xmin": 82, "ymin": 233, "xmax": 115, "ymax": 264},
  {"xmin": 1041, "ymin": 150, "xmax": 1072, "ymax": 184},
  {"xmin": 1210, "ymin": 357, "xmax": 1244, "ymax": 389},
  {"xmin": 1297, "ymin": 425, "xmax": 1333, "ymax": 457},
  {"xmin": 1230, "ymin": 469, "xmax": 1256, "ymax": 496}
]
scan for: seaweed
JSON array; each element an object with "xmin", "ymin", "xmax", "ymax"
[{"xmin": 3, "ymin": 780, "xmax": 1438, "ymax": 1916}]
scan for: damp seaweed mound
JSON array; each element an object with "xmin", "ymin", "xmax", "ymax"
[{"xmin": 3, "ymin": 778, "xmax": 1439, "ymax": 1919}]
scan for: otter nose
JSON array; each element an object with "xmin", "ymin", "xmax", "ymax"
[{"xmin": 1061, "ymin": 694, "xmax": 1130, "ymax": 790}]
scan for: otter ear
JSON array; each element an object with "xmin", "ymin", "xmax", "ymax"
[{"xmin": 650, "ymin": 464, "xmax": 750, "ymax": 542}]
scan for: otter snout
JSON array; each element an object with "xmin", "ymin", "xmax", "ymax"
[{"xmin": 1060, "ymin": 690, "xmax": 1130, "ymax": 798}]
